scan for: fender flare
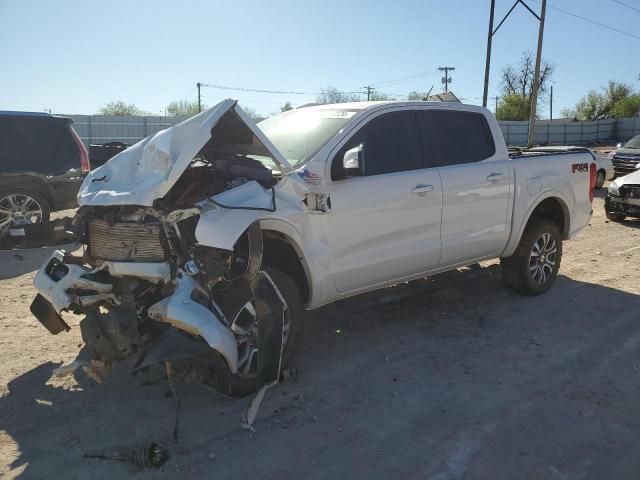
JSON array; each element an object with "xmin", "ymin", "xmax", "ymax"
[{"xmin": 501, "ymin": 189, "xmax": 571, "ymax": 258}]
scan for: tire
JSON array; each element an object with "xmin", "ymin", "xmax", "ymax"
[
  {"xmin": 605, "ymin": 211, "xmax": 625, "ymax": 222},
  {"xmin": 210, "ymin": 267, "xmax": 304, "ymax": 397},
  {"xmin": 595, "ymin": 170, "xmax": 606, "ymax": 189},
  {"xmin": 501, "ymin": 217, "xmax": 562, "ymax": 296},
  {"xmin": 0, "ymin": 186, "xmax": 51, "ymax": 236}
]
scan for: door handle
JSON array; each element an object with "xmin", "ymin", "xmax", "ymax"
[
  {"xmin": 411, "ymin": 184, "xmax": 434, "ymax": 195},
  {"xmin": 487, "ymin": 173, "xmax": 505, "ymax": 182}
]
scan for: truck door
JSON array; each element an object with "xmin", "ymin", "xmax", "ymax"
[
  {"xmin": 417, "ymin": 109, "xmax": 511, "ymax": 266},
  {"xmin": 326, "ymin": 110, "xmax": 443, "ymax": 294}
]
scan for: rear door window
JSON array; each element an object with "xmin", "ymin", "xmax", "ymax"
[
  {"xmin": 418, "ymin": 110, "xmax": 495, "ymax": 167},
  {"xmin": 333, "ymin": 110, "xmax": 423, "ymax": 178},
  {"xmin": 0, "ymin": 116, "xmax": 78, "ymax": 172}
]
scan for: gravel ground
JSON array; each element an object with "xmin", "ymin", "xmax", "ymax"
[{"xmin": 1, "ymin": 192, "xmax": 639, "ymax": 480}]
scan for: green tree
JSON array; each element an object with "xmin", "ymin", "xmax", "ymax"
[
  {"xmin": 368, "ymin": 91, "xmax": 396, "ymax": 101},
  {"xmin": 565, "ymin": 81, "xmax": 634, "ymax": 120},
  {"xmin": 495, "ymin": 94, "xmax": 532, "ymax": 121},
  {"xmin": 166, "ymin": 99, "xmax": 202, "ymax": 117},
  {"xmin": 407, "ymin": 91, "xmax": 427, "ymax": 101},
  {"xmin": 612, "ymin": 94, "xmax": 640, "ymax": 118},
  {"xmin": 241, "ymin": 105, "xmax": 266, "ymax": 122},
  {"xmin": 316, "ymin": 86, "xmax": 361, "ymax": 104},
  {"xmin": 280, "ymin": 101, "xmax": 293, "ymax": 112},
  {"xmin": 100, "ymin": 101, "xmax": 147, "ymax": 116}
]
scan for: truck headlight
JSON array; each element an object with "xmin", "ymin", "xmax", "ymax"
[{"xmin": 608, "ymin": 183, "xmax": 620, "ymax": 197}]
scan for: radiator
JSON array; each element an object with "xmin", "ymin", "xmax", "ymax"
[{"xmin": 88, "ymin": 219, "xmax": 167, "ymax": 262}]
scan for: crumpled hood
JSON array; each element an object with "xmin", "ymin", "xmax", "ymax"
[
  {"xmin": 77, "ymin": 100, "xmax": 292, "ymax": 207},
  {"xmin": 612, "ymin": 169, "xmax": 640, "ymax": 187}
]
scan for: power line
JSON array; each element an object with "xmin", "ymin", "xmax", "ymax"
[
  {"xmin": 370, "ymin": 69, "xmax": 438, "ymax": 87},
  {"xmin": 612, "ymin": 0, "xmax": 640, "ymax": 14},
  {"xmin": 532, "ymin": 0, "xmax": 640, "ymax": 41},
  {"xmin": 201, "ymin": 83, "xmax": 350, "ymax": 96},
  {"xmin": 200, "ymin": 95, "xmax": 288, "ymax": 106}
]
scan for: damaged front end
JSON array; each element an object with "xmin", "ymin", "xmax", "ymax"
[{"xmin": 30, "ymin": 101, "xmax": 300, "ymax": 400}]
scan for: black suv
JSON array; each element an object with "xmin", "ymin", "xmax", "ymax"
[
  {"xmin": 0, "ymin": 111, "xmax": 89, "ymax": 236},
  {"xmin": 611, "ymin": 134, "xmax": 640, "ymax": 177}
]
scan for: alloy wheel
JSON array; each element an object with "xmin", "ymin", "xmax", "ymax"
[
  {"xmin": 528, "ymin": 232, "xmax": 557, "ymax": 284},
  {"xmin": 230, "ymin": 298, "xmax": 291, "ymax": 378},
  {"xmin": 0, "ymin": 194, "xmax": 44, "ymax": 233}
]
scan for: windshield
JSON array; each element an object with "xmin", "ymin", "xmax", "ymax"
[
  {"xmin": 623, "ymin": 135, "xmax": 640, "ymax": 149},
  {"xmin": 258, "ymin": 108, "xmax": 358, "ymax": 166}
]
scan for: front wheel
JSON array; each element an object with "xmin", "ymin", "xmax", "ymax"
[
  {"xmin": 595, "ymin": 170, "xmax": 606, "ymax": 189},
  {"xmin": 501, "ymin": 218, "xmax": 562, "ymax": 295},
  {"xmin": 605, "ymin": 211, "xmax": 625, "ymax": 222},
  {"xmin": 210, "ymin": 267, "xmax": 304, "ymax": 397}
]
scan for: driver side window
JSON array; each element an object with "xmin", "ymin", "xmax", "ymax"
[{"xmin": 331, "ymin": 111, "xmax": 422, "ymax": 180}]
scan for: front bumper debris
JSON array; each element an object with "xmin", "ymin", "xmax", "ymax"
[
  {"xmin": 605, "ymin": 195, "xmax": 640, "ymax": 217},
  {"xmin": 147, "ymin": 274, "xmax": 239, "ymax": 373},
  {"xmin": 33, "ymin": 251, "xmax": 118, "ymax": 314},
  {"xmin": 31, "ymin": 250, "xmax": 240, "ymax": 374}
]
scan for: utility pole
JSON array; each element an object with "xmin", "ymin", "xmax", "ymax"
[
  {"xmin": 495, "ymin": 95, "xmax": 499, "ymax": 113},
  {"xmin": 549, "ymin": 85, "xmax": 553, "ymax": 121},
  {"xmin": 364, "ymin": 85, "xmax": 374, "ymax": 101},
  {"xmin": 527, "ymin": 0, "xmax": 547, "ymax": 148},
  {"xmin": 482, "ymin": 0, "xmax": 546, "ymax": 128},
  {"xmin": 197, "ymin": 82, "xmax": 202, "ymax": 113},
  {"xmin": 482, "ymin": 0, "xmax": 496, "ymax": 107},
  {"xmin": 438, "ymin": 67, "xmax": 455, "ymax": 93}
]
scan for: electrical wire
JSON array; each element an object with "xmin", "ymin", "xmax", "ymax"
[
  {"xmin": 533, "ymin": 0, "xmax": 640, "ymax": 41},
  {"xmin": 611, "ymin": 0, "xmax": 640, "ymax": 14},
  {"xmin": 201, "ymin": 83, "xmax": 360, "ymax": 96},
  {"xmin": 370, "ymin": 69, "xmax": 439, "ymax": 88}
]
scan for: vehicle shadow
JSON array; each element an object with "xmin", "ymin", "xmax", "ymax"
[
  {"xmin": 3, "ymin": 263, "xmax": 640, "ymax": 478},
  {"xmin": 0, "ymin": 242, "xmax": 79, "ymax": 280},
  {"xmin": 619, "ymin": 218, "xmax": 640, "ymax": 229}
]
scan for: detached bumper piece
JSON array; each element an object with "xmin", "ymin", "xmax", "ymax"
[{"xmin": 30, "ymin": 294, "xmax": 70, "ymax": 334}]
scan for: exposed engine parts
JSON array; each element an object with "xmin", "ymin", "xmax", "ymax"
[{"xmin": 30, "ymin": 140, "xmax": 295, "ymax": 435}]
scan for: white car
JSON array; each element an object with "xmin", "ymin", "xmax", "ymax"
[
  {"xmin": 605, "ymin": 169, "xmax": 640, "ymax": 221},
  {"xmin": 528, "ymin": 145, "xmax": 614, "ymax": 188},
  {"xmin": 30, "ymin": 100, "xmax": 596, "ymax": 396}
]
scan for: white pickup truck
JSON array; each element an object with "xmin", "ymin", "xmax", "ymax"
[{"xmin": 31, "ymin": 100, "xmax": 596, "ymax": 396}]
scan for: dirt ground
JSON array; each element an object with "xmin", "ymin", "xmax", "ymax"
[{"xmin": 1, "ymin": 191, "xmax": 639, "ymax": 480}]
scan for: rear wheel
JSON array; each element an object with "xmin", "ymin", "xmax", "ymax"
[
  {"xmin": 210, "ymin": 267, "xmax": 303, "ymax": 397},
  {"xmin": 0, "ymin": 187, "xmax": 50, "ymax": 237},
  {"xmin": 501, "ymin": 217, "xmax": 562, "ymax": 295},
  {"xmin": 595, "ymin": 170, "xmax": 606, "ymax": 189}
]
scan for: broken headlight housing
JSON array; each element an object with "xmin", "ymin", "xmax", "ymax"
[{"xmin": 608, "ymin": 182, "xmax": 620, "ymax": 197}]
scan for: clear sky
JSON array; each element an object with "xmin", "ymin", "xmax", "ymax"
[{"xmin": 0, "ymin": 0, "xmax": 637, "ymax": 118}]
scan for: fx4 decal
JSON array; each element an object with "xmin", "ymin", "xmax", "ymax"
[{"xmin": 571, "ymin": 163, "xmax": 589, "ymax": 173}]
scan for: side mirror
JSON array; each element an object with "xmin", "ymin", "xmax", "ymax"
[
  {"xmin": 616, "ymin": 142, "xmax": 623, "ymax": 148},
  {"xmin": 343, "ymin": 144, "xmax": 363, "ymax": 175}
]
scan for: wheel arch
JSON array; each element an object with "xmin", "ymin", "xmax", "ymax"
[
  {"xmin": 503, "ymin": 191, "xmax": 570, "ymax": 258},
  {"xmin": 260, "ymin": 224, "xmax": 312, "ymax": 306},
  {"xmin": 0, "ymin": 175, "xmax": 54, "ymax": 208}
]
